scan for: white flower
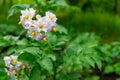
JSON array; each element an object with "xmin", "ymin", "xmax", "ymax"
[
  {"xmin": 5, "ymin": 66, "xmax": 18, "ymax": 78},
  {"xmin": 5, "ymin": 68, "xmax": 14, "ymax": 77},
  {"xmin": 4, "ymin": 56, "xmax": 11, "ymax": 67},
  {"xmin": 19, "ymin": 8, "xmax": 58, "ymax": 41},
  {"xmin": 45, "ymin": 11, "xmax": 57, "ymax": 22},
  {"xmin": 4, "ymin": 55, "xmax": 30, "ymax": 79},
  {"xmin": 47, "ymin": 21, "xmax": 57, "ymax": 32},
  {"xmin": 16, "ymin": 62, "xmax": 22, "ymax": 67},
  {"xmin": 36, "ymin": 16, "xmax": 57, "ymax": 32},
  {"xmin": 35, "ymin": 17, "xmax": 48, "ymax": 32},
  {"xmin": 20, "ymin": 17, "xmax": 32, "ymax": 29},
  {"xmin": 36, "ymin": 14, "xmax": 42, "ymax": 20},
  {"xmin": 10, "ymin": 55, "xmax": 18, "ymax": 64},
  {"xmin": 44, "ymin": 12, "xmax": 57, "ymax": 31},
  {"xmin": 28, "ymin": 27, "xmax": 40, "ymax": 40},
  {"xmin": 10, "ymin": 55, "xmax": 17, "ymax": 60},
  {"xmin": 19, "ymin": 8, "xmax": 36, "ymax": 26},
  {"xmin": 21, "ymin": 8, "xmax": 35, "ymax": 20}
]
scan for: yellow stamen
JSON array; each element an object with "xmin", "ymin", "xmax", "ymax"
[
  {"xmin": 42, "ymin": 37, "xmax": 47, "ymax": 41},
  {"xmin": 39, "ymin": 24, "xmax": 44, "ymax": 29},
  {"xmin": 52, "ymin": 27, "xmax": 56, "ymax": 32},
  {"xmin": 18, "ymin": 21, "xmax": 22, "ymax": 25},
  {"xmin": 24, "ymin": 15, "xmax": 29, "ymax": 19},
  {"xmin": 13, "ymin": 59, "xmax": 17, "ymax": 64},
  {"xmin": 31, "ymin": 31, "xmax": 36, "ymax": 36},
  {"xmin": 7, "ymin": 72, "xmax": 11, "ymax": 77},
  {"xmin": 22, "ymin": 64, "xmax": 26, "ymax": 69},
  {"xmin": 49, "ymin": 16, "xmax": 53, "ymax": 20}
]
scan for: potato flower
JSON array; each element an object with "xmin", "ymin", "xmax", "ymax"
[
  {"xmin": 45, "ymin": 11, "xmax": 57, "ymax": 22},
  {"xmin": 4, "ymin": 55, "xmax": 28, "ymax": 79},
  {"xmin": 19, "ymin": 8, "xmax": 57, "ymax": 41},
  {"xmin": 19, "ymin": 8, "xmax": 35, "ymax": 29},
  {"xmin": 28, "ymin": 27, "xmax": 40, "ymax": 39}
]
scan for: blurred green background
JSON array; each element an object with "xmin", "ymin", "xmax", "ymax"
[{"xmin": 1, "ymin": 0, "xmax": 120, "ymax": 42}]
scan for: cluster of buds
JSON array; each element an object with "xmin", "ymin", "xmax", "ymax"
[
  {"xmin": 4, "ymin": 55, "xmax": 29, "ymax": 79},
  {"xmin": 18, "ymin": 8, "xmax": 57, "ymax": 41}
]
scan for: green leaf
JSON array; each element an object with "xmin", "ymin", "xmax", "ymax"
[
  {"xmin": 46, "ymin": 54, "xmax": 56, "ymax": 61},
  {"xmin": 47, "ymin": 34, "xmax": 57, "ymax": 45},
  {"xmin": 18, "ymin": 52, "xmax": 36, "ymax": 64},
  {"xmin": 85, "ymin": 76, "xmax": 99, "ymax": 80},
  {"xmin": 19, "ymin": 74, "xmax": 29, "ymax": 80},
  {"xmin": 56, "ymin": 25, "xmax": 68, "ymax": 34},
  {"xmin": 31, "ymin": 40, "xmax": 46, "ymax": 47},
  {"xmin": 16, "ymin": 39, "xmax": 28, "ymax": 46},
  {"xmin": 55, "ymin": 0, "xmax": 68, "ymax": 6},
  {"xmin": 3, "ymin": 35, "xmax": 19, "ymax": 41},
  {"xmin": 8, "ymin": 4, "xmax": 30, "ymax": 18},
  {"xmin": 104, "ymin": 65, "xmax": 114, "ymax": 74},
  {"xmin": 23, "ymin": 47, "xmax": 43, "ymax": 55},
  {"xmin": 3, "ymin": 35, "xmax": 19, "ymax": 45},
  {"xmin": 85, "ymin": 56, "xmax": 95, "ymax": 67},
  {"xmin": 39, "ymin": 57, "xmax": 53, "ymax": 72},
  {"xmin": 30, "ymin": 65, "xmax": 41, "ymax": 80},
  {"xmin": 0, "ymin": 69, "xmax": 7, "ymax": 80},
  {"xmin": 95, "ymin": 59, "xmax": 102, "ymax": 70},
  {"xmin": 55, "ymin": 41, "xmax": 65, "ymax": 46},
  {"xmin": 114, "ymin": 62, "xmax": 120, "ymax": 74},
  {"xmin": 6, "ymin": 47, "xmax": 15, "ymax": 55},
  {"xmin": 0, "ymin": 38, "xmax": 10, "ymax": 47},
  {"xmin": 92, "ymin": 55, "xmax": 102, "ymax": 70},
  {"xmin": 0, "ymin": 58, "xmax": 5, "ymax": 68}
]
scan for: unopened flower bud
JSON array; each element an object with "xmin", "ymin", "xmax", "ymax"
[
  {"xmin": 52, "ymin": 27, "xmax": 56, "ymax": 32},
  {"xmin": 18, "ymin": 21, "xmax": 22, "ymax": 25},
  {"xmin": 7, "ymin": 72, "xmax": 11, "ymax": 77},
  {"xmin": 42, "ymin": 37, "xmax": 47, "ymax": 41}
]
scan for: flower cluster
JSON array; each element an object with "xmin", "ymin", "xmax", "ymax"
[
  {"xmin": 4, "ymin": 55, "xmax": 28, "ymax": 79},
  {"xmin": 19, "ymin": 8, "xmax": 57, "ymax": 41}
]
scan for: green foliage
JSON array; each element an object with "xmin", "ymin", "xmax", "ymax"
[
  {"xmin": 0, "ymin": 69, "xmax": 7, "ymax": 80},
  {"xmin": 84, "ymin": 75, "xmax": 99, "ymax": 80},
  {"xmin": 39, "ymin": 57, "xmax": 53, "ymax": 72},
  {"xmin": 59, "ymin": 33, "xmax": 102, "ymax": 73},
  {"xmin": 8, "ymin": 4, "xmax": 32, "ymax": 18},
  {"xmin": 18, "ymin": 52, "xmax": 36, "ymax": 64},
  {"xmin": 30, "ymin": 65, "xmax": 41, "ymax": 80},
  {"xmin": 104, "ymin": 65, "xmax": 114, "ymax": 74}
]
